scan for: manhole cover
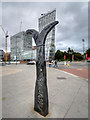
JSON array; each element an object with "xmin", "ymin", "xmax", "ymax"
[{"xmin": 57, "ymin": 77, "xmax": 66, "ymax": 80}]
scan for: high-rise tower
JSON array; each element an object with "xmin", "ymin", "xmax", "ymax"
[{"xmin": 38, "ymin": 9, "xmax": 56, "ymax": 60}]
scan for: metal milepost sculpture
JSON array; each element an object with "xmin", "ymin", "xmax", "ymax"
[{"xmin": 26, "ymin": 21, "xmax": 59, "ymax": 116}]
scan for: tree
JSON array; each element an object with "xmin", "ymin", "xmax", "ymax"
[
  {"xmin": 54, "ymin": 48, "xmax": 84, "ymax": 61},
  {"xmin": 67, "ymin": 48, "xmax": 74, "ymax": 61},
  {"xmin": 74, "ymin": 52, "xmax": 83, "ymax": 61},
  {"xmin": 86, "ymin": 48, "xmax": 90, "ymax": 57},
  {"xmin": 67, "ymin": 47, "xmax": 74, "ymax": 54},
  {"xmin": 54, "ymin": 50, "xmax": 63, "ymax": 60}
]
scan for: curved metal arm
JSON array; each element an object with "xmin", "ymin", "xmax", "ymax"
[
  {"xmin": 26, "ymin": 21, "xmax": 59, "ymax": 46},
  {"xmin": 26, "ymin": 29, "xmax": 39, "ymax": 44},
  {"xmin": 40, "ymin": 21, "xmax": 59, "ymax": 44}
]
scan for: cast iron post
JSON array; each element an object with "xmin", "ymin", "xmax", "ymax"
[{"xmin": 26, "ymin": 21, "xmax": 59, "ymax": 116}]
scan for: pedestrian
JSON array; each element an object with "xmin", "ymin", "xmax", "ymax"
[
  {"xmin": 54, "ymin": 60, "xmax": 58, "ymax": 67},
  {"xmin": 49, "ymin": 60, "xmax": 52, "ymax": 67},
  {"xmin": 68, "ymin": 63, "xmax": 70, "ymax": 67}
]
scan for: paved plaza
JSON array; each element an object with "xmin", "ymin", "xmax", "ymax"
[
  {"xmin": 53, "ymin": 61, "xmax": 88, "ymax": 79},
  {"xmin": 1, "ymin": 63, "xmax": 88, "ymax": 118}
]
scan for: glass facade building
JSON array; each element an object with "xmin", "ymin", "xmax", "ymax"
[
  {"xmin": 10, "ymin": 31, "xmax": 35, "ymax": 61},
  {"xmin": 38, "ymin": 9, "xmax": 56, "ymax": 60}
]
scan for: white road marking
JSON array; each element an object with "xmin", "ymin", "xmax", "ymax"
[
  {"xmin": 77, "ymin": 69, "xmax": 83, "ymax": 70},
  {"xmin": 60, "ymin": 70, "xmax": 78, "ymax": 78},
  {"xmin": 59, "ymin": 70, "xmax": 88, "ymax": 81}
]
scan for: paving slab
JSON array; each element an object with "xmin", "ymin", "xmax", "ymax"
[{"xmin": 2, "ymin": 64, "xmax": 88, "ymax": 118}]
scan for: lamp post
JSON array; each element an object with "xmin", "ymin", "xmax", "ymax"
[
  {"xmin": 0, "ymin": 25, "xmax": 9, "ymax": 62},
  {"xmin": 15, "ymin": 36, "xmax": 21, "ymax": 65},
  {"xmin": 82, "ymin": 39, "xmax": 85, "ymax": 60},
  {"xmin": 16, "ymin": 37, "xmax": 17, "ymax": 65}
]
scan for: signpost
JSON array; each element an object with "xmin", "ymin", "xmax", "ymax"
[{"xmin": 26, "ymin": 21, "xmax": 59, "ymax": 116}]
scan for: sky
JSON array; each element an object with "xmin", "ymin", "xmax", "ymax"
[{"xmin": 0, "ymin": 2, "xmax": 88, "ymax": 53}]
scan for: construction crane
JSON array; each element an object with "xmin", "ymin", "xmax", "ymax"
[
  {"xmin": 20, "ymin": 21, "xmax": 22, "ymax": 32},
  {"xmin": 0, "ymin": 25, "xmax": 9, "ymax": 62}
]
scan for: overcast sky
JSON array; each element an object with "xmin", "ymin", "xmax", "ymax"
[{"xmin": 0, "ymin": 2, "xmax": 88, "ymax": 53}]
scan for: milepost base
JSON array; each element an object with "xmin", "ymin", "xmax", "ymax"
[{"xmin": 34, "ymin": 107, "xmax": 48, "ymax": 117}]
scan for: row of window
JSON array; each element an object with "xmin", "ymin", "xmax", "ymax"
[{"xmin": 39, "ymin": 11, "xmax": 56, "ymax": 23}]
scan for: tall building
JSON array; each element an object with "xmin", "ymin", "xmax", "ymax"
[
  {"xmin": 10, "ymin": 31, "xmax": 34, "ymax": 61},
  {"xmin": 38, "ymin": 9, "xmax": 56, "ymax": 60},
  {"xmin": 0, "ymin": 49, "xmax": 5, "ymax": 61}
]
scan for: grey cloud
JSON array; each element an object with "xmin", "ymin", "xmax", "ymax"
[{"xmin": 1, "ymin": 2, "xmax": 88, "ymax": 53}]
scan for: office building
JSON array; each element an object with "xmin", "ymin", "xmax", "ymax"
[
  {"xmin": 10, "ymin": 31, "xmax": 35, "ymax": 61},
  {"xmin": 38, "ymin": 9, "xmax": 56, "ymax": 60},
  {"xmin": 0, "ymin": 49, "xmax": 5, "ymax": 61}
]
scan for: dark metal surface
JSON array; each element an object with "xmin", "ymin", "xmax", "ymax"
[
  {"xmin": 57, "ymin": 77, "xmax": 66, "ymax": 79},
  {"xmin": 26, "ymin": 21, "xmax": 59, "ymax": 116}
]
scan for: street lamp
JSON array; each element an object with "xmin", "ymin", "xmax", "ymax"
[
  {"xmin": 16, "ymin": 37, "xmax": 17, "ymax": 65},
  {"xmin": 15, "ymin": 36, "xmax": 21, "ymax": 65},
  {"xmin": 82, "ymin": 39, "xmax": 85, "ymax": 60},
  {"xmin": 0, "ymin": 25, "xmax": 9, "ymax": 62}
]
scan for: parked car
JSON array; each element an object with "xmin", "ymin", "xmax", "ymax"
[
  {"xmin": 27, "ymin": 61, "xmax": 36, "ymax": 65},
  {"xmin": 6, "ymin": 61, "xmax": 11, "ymax": 65}
]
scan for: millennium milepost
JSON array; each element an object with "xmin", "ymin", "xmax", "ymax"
[{"xmin": 26, "ymin": 21, "xmax": 59, "ymax": 116}]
